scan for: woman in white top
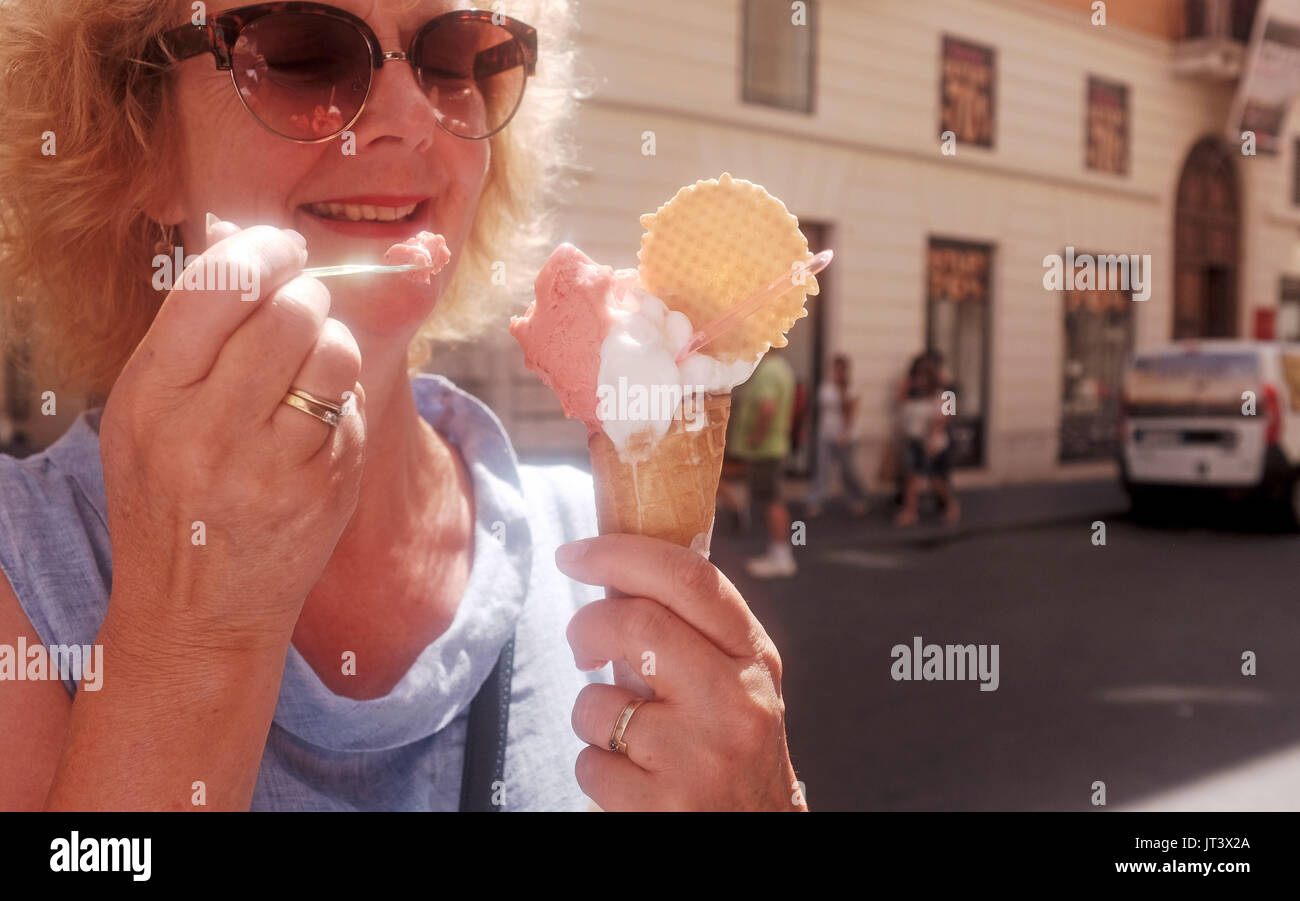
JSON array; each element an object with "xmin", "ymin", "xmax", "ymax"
[{"xmin": 895, "ymin": 357, "xmax": 960, "ymax": 526}]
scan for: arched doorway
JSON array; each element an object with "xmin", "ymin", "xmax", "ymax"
[{"xmin": 1173, "ymin": 137, "xmax": 1239, "ymax": 338}]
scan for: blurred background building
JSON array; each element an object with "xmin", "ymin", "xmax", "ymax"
[
  {"xmin": 6, "ymin": 0, "xmax": 1300, "ymax": 490},
  {"xmin": 445, "ymin": 0, "xmax": 1300, "ymax": 487}
]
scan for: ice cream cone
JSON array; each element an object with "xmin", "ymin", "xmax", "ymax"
[{"xmin": 586, "ymin": 392, "xmax": 732, "ymax": 556}]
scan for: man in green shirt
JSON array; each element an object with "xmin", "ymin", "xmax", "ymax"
[{"xmin": 730, "ymin": 350, "xmax": 797, "ymax": 578}]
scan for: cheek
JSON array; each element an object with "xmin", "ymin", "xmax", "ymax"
[
  {"xmin": 173, "ymin": 71, "xmax": 311, "ymax": 233},
  {"xmin": 449, "ymin": 141, "xmax": 491, "ymax": 234},
  {"xmin": 177, "ymin": 74, "xmax": 251, "ymax": 180}
]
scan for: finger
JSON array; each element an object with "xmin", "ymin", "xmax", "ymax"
[
  {"xmin": 268, "ymin": 317, "xmax": 363, "ymax": 455},
  {"xmin": 206, "ymin": 274, "xmax": 332, "ymax": 422},
  {"xmin": 556, "ymin": 534, "xmax": 765, "ymax": 659},
  {"xmin": 571, "ymin": 683, "xmax": 675, "ymax": 772},
  {"xmin": 574, "ymin": 745, "xmax": 663, "ymax": 811},
  {"xmin": 144, "ymin": 223, "xmax": 309, "ymax": 388},
  {"xmin": 332, "ymin": 378, "xmax": 366, "ymax": 471},
  {"xmin": 566, "ymin": 596, "xmax": 732, "ymax": 699}
]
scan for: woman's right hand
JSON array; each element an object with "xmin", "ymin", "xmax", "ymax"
[{"xmin": 98, "ymin": 216, "xmax": 366, "ymax": 651}]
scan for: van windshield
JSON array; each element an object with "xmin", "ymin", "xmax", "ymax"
[
  {"xmin": 1132, "ymin": 352, "xmax": 1259, "ymax": 378},
  {"xmin": 1127, "ymin": 351, "xmax": 1260, "ymax": 416}
]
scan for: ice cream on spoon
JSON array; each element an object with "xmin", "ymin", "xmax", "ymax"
[
  {"xmin": 299, "ymin": 230, "xmax": 452, "ymax": 282},
  {"xmin": 383, "ymin": 231, "xmax": 450, "ymax": 284}
]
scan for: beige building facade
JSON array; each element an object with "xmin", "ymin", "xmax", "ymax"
[{"xmin": 455, "ymin": 0, "xmax": 1300, "ymax": 487}]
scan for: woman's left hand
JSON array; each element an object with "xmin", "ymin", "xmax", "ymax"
[{"xmin": 557, "ymin": 534, "xmax": 807, "ymax": 811}]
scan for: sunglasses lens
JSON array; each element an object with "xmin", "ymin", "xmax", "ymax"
[
  {"xmin": 415, "ymin": 19, "xmax": 528, "ymax": 139},
  {"xmin": 232, "ymin": 13, "xmax": 371, "ymax": 141}
]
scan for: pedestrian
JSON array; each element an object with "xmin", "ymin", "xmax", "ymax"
[
  {"xmin": 731, "ymin": 349, "xmax": 798, "ymax": 578},
  {"xmin": 804, "ymin": 354, "xmax": 868, "ymax": 517},
  {"xmin": 923, "ymin": 350, "xmax": 961, "ymax": 523},
  {"xmin": 895, "ymin": 357, "xmax": 960, "ymax": 526},
  {"xmin": 882, "ymin": 352, "xmax": 931, "ymax": 507}
]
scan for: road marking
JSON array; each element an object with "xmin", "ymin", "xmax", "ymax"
[
  {"xmin": 820, "ymin": 549, "xmax": 908, "ymax": 569},
  {"xmin": 1093, "ymin": 684, "xmax": 1274, "ymax": 706}
]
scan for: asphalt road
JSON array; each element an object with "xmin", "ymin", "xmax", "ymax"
[{"xmin": 710, "ymin": 496, "xmax": 1300, "ymax": 811}]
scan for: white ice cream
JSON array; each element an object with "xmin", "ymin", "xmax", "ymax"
[{"xmin": 595, "ymin": 270, "xmax": 759, "ymax": 456}]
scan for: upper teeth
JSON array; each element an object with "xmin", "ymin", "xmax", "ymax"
[{"xmin": 308, "ymin": 202, "xmax": 419, "ymax": 222}]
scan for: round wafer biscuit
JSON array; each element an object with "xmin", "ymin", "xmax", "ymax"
[{"xmin": 637, "ymin": 173, "xmax": 818, "ymax": 363}]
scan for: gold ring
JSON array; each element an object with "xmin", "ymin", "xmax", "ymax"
[
  {"xmin": 281, "ymin": 387, "xmax": 344, "ymax": 427},
  {"xmin": 608, "ymin": 698, "xmax": 648, "ymax": 755},
  {"xmin": 287, "ymin": 387, "xmax": 343, "ymax": 413}
]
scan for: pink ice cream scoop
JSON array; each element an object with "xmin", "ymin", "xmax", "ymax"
[
  {"xmin": 384, "ymin": 231, "xmax": 451, "ymax": 284},
  {"xmin": 509, "ymin": 243, "xmax": 617, "ymax": 430}
]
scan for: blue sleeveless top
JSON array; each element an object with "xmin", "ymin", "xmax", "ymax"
[{"xmin": 0, "ymin": 374, "xmax": 608, "ymax": 810}]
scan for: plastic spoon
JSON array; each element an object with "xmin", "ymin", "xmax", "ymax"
[
  {"xmin": 301, "ymin": 262, "xmax": 424, "ymax": 279},
  {"xmin": 675, "ymin": 250, "xmax": 834, "ymax": 363}
]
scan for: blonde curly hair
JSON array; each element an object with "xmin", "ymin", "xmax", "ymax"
[{"xmin": 0, "ymin": 0, "xmax": 575, "ymax": 405}]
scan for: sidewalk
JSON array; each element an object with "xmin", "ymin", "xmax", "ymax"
[{"xmin": 722, "ymin": 476, "xmax": 1131, "ymax": 548}]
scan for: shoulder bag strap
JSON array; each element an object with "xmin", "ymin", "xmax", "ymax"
[{"xmin": 458, "ymin": 633, "xmax": 516, "ymax": 812}]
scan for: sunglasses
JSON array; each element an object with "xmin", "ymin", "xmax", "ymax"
[{"xmin": 149, "ymin": 2, "xmax": 538, "ymax": 142}]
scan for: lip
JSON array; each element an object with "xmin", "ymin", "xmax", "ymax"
[{"xmin": 297, "ymin": 198, "xmax": 431, "ymax": 240}]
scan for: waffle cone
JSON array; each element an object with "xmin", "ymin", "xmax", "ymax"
[{"xmin": 587, "ymin": 393, "xmax": 732, "ymax": 555}]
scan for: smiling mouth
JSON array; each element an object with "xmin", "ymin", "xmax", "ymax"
[{"xmin": 305, "ymin": 200, "xmax": 423, "ymax": 223}]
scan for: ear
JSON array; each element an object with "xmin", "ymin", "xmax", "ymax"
[{"xmin": 143, "ymin": 193, "xmax": 186, "ymax": 228}]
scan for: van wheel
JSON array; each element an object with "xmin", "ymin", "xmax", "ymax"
[
  {"xmin": 1287, "ymin": 475, "xmax": 1300, "ymax": 530},
  {"xmin": 1123, "ymin": 481, "xmax": 1154, "ymax": 523}
]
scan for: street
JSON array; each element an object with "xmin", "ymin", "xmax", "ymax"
[{"xmin": 710, "ymin": 482, "xmax": 1300, "ymax": 811}]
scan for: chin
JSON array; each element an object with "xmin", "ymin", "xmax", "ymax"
[{"xmin": 329, "ymin": 280, "xmax": 443, "ymax": 339}]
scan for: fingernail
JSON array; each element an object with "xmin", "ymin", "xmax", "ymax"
[
  {"xmin": 283, "ymin": 229, "xmax": 307, "ymax": 251},
  {"xmin": 205, "ymin": 212, "xmax": 219, "ymax": 234},
  {"xmin": 555, "ymin": 541, "xmax": 588, "ymax": 568}
]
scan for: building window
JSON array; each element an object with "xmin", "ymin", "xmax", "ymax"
[
  {"xmin": 741, "ymin": 0, "xmax": 816, "ymax": 114},
  {"xmin": 926, "ymin": 238, "xmax": 993, "ymax": 468},
  {"xmin": 1280, "ymin": 277, "xmax": 1300, "ymax": 340},
  {"xmin": 1060, "ymin": 277, "xmax": 1134, "ymax": 463},
  {"xmin": 1086, "ymin": 77, "xmax": 1129, "ymax": 176},
  {"xmin": 939, "ymin": 36, "xmax": 996, "ymax": 149}
]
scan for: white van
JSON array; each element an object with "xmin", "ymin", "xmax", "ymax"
[{"xmin": 1118, "ymin": 340, "xmax": 1300, "ymax": 524}]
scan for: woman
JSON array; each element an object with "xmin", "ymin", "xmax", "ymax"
[
  {"xmin": 894, "ymin": 357, "xmax": 959, "ymax": 527},
  {"xmin": 0, "ymin": 0, "xmax": 803, "ymax": 811},
  {"xmin": 804, "ymin": 354, "xmax": 868, "ymax": 518}
]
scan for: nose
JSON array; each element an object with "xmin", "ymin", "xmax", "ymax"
[{"xmin": 351, "ymin": 48, "xmax": 439, "ymax": 152}]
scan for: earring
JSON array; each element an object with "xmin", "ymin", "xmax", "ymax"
[{"xmin": 152, "ymin": 221, "xmax": 176, "ymax": 257}]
